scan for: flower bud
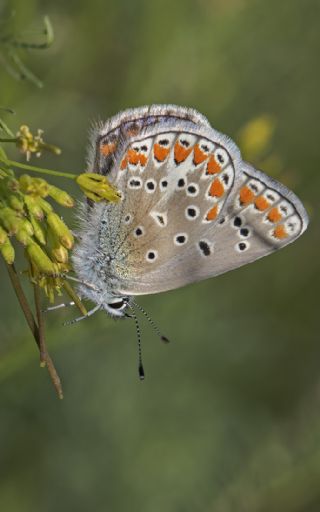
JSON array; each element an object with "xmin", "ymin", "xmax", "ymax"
[
  {"xmin": 21, "ymin": 218, "xmax": 34, "ymax": 236},
  {"xmin": 8, "ymin": 194, "xmax": 25, "ymax": 212},
  {"xmin": 76, "ymin": 173, "xmax": 121, "ymax": 203},
  {"xmin": 0, "ymin": 226, "xmax": 8, "ymax": 245},
  {"xmin": 37, "ymin": 198, "xmax": 53, "ymax": 215},
  {"xmin": 48, "ymin": 185, "xmax": 74, "ymax": 207},
  {"xmin": 19, "ymin": 174, "xmax": 49, "ymax": 197},
  {"xmin": 26, "ymin": 242, "xmax": 56, "ymax": 274},
  {"xmin": 0, "ymin": 207, "xmax": 22, "ymax": 234},
  {"xmin": 51, "ymin": 244, "xmax": 69, "ymax": 264},
  {"xmin": 0, "ymin": 238, "xmax": 15, "ymax": 264},
  {"xmin": 30, "ymin": 215, "xmax": 46, "ymax": 245},
  {"xmin": 46, "ymin": 212, "xmax": 74, "ymax": 249},
  {"xmin": 24, "ymin": 195, "xmax": 45, "ymax": 220},
  {"xmin": 16, "ymin": 229, "xmax": 33, "ymax": 246}
]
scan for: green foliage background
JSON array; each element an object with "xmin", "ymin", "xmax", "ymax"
[{"xmin": 0, "ymin": 0, "xmax": 319, "ymax": 510}]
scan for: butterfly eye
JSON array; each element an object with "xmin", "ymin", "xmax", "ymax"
[{"xmin": 108, "ymin": 300, "xmax": 126, "ymax": 310}]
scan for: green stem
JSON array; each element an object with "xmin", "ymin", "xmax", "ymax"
[
  {"xmin": 33, "ymin": 284, "xmax": 47, "ymax": 366},
  {"xmin": 63, "ymin": 281, "xmax": 88, "ymax": 316},
  {"xmin": 5, "ymin": 261, "xmax": 64, "ymax": 399},
  {"xmin": 0, "ymin": 137, "xmax": 17, "ymax": 143},
  {"xmin": 0, "ymin": 155, "xmax": 77, "ymax": 180}
]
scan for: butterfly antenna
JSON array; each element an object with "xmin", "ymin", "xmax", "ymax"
[
  {"xmin": 126, "ymin": 307, "xmax": 145, "ymax": 381},
  {"xmin": 131, "ymin": 300, "xmax": 170, "ymax": 343}
]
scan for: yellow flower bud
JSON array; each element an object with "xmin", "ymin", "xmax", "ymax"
[
  {"xmin": 46, "ymin": 212, "xmax": 74, "ymax": 249},
  {"xmin": 0, "ymin": 238, "xmax": 15, "ymax": 264},
  {"xmin": 24, "ymin": 195, "xmax": 45, "ymax": 220},
  {"xmin": 19, "ymin": 174, "xmax": 34, "ymax": 194},
  {"xmin": 21, "ymin": 218, "xmax": 34, "ymax": 236},
  {"xmin": 0, "ymin": 226, "xmax": 8, "ymax": 245},
  {"xmin": 0, "ymin": 207, "xmax": 22, "ymax": 234},
  {"xmin": 19, "ymin": 174, "xmax": 49, "ymax": 197},
  {"xmin": 76, "ymin": 173, "xmax": 121, "ymax": 203},
  {"xmin": 30, "ymin": 215, "xmax": 46, "ymax": 245},
  {"xmin": 26, "ymin": 242, "xmax": 56, "ymax": 274},
  {"xmin": 47, "ymin": 185, "xmax": 74, "ymax": 207},
  {"xmin": 16, "ymin": 228, "xmax": 33, "ymax": 246},
  {"xmin": 8, "ymin": 194, "xmax": 25, "ymax": 212},
  {"xmin": 51, "ymin": 244, "xmax": 69, "ymax": 264},
  {"xmin": 47, "ymin": 227, "xmax": 69, "ymax": 264},
  {"xmin": 37, "ymin": 197, "xmax": 53, "ymax": 215}
]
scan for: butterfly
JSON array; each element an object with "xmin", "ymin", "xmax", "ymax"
[{"xmin": 71, "ymin": 105, "xmax": 308, "ymax": 376}]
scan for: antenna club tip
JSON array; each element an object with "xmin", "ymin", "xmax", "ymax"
[
  {"xmin": 161, "ymin": 336, "xmax": 170, "ymax": 343},
  {"xmin": 139, "ymin": 365, "xmax": 145, "ymax": 380}
]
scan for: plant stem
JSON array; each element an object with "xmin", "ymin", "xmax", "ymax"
[
  {"xmin": 0, "ymin": 138, "xmax": 17, "ymax": 143},
  {"xmin": 33, "ymin": 284, "xmax": 47, "ymax": 366},
  {"xmin": 5, "ymin": 261, "xmax": 64, "ymax": 398},
  {"xmin": 63, "ymin": 281, "xmax": 88, "ymax": 316},
  {"xmin": 0, "ymin": 155, "xmax": 77, "ymax": 180},
  {"xmin": 6, "ymin": 262, "xmax": 37, "ymax": 335}
]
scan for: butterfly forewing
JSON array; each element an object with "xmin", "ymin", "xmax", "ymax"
[{"xmin": 98, "ymin": 126, "xmax": 240, "ymax": 292}]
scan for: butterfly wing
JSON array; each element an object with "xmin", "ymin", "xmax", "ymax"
[
  {"xmin": 95, "ymin": 115, "xmax": 246, "ymax": 293},
  {"xmin": 79, "ymin": 106, "xmax": 308, "ymax": 297}
]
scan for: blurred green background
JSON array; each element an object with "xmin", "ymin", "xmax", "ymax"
[{"xmin": 1, "ymin": 0, "xmax": 319, "ymax": 510}]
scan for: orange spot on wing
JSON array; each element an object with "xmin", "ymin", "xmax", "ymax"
[
  {"xmin": 239, "ymin": 186, "xmax": 255, "ymax": 205},
  {"xmin": 273, "ymin": 224, "xmax": 288, "ymax": 239},
  {"xmin": 100, "ymin": 142, "xmax": 116, "ymax": 156},
  {"xmin": 206, "ymin": 205, "xmax": 218, "ymax": 221},
  {"xmin": 206, "ymin": 156, "xmax": 221, "ymax": 174},
  {"xmin": 127, "ymin": 148, "xmax": 140, "ymax": 165},
  {"xmin": 193, "ymin": 144, "xmax": 208, "ymax": 165},
  {"xmin": 174, "ymin": 142, "xmax": 193, "ymax": 163},
  {"xmin": 154, "ymin": 143, "xmax": 170, "ymax": 162},
  {"xmin": 139, "ymin": 154, "xmax": 147, "ymax": 166},
  {"xmin": 209, "ymin": 178, "xmax": 224, "ymax": 198},
  {"xmin": 267, "ymin": 207, "xmax": 282, "ymax": 223},
  {"xmin": 120, "ymin": 156, "xmax": 128, "ymax": 170},
  {"xmin": 254, "ymin": 196, "xmax": 270, "ymax": 211}
]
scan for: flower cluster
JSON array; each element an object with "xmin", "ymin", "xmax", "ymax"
[
  {"xmin": 16, "ymin": 125, "xmax": 61, "ymax": 161},
  {"xmin": 0, "ymin": 168, "xmax": 74, "ymax": 301}
]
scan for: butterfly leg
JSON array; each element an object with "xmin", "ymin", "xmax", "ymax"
[
  {"xmin": 63, "ymin": 304, "xmax": 101, "ymax": 326},
  {"xmin": 43, "ymin": 301, "xmax": 76, "ymax": 313},
  {"xmin": 64, "ymin": 274, "xmax": 100, "ymax": 292}
]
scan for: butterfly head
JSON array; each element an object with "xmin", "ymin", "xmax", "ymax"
[
  {"xmin": 76, "ymin": 279, "xmax": 130, "ymax": 318},
  {"xmin": 103, "ymin": 296, "xmax": 130, "ymax": 317}
]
